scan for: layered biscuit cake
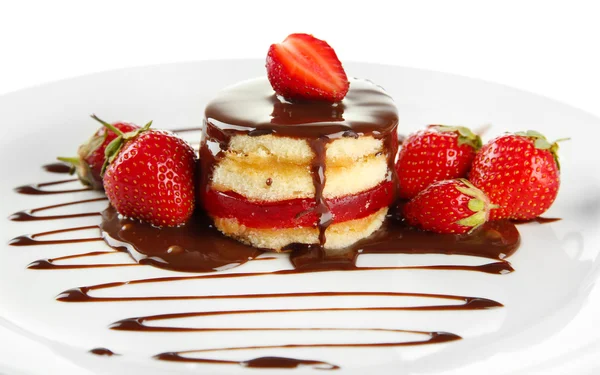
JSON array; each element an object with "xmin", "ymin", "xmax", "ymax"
[{"xmin": 199, "ymin": 77, "xmax": 399, "ymax": 251}]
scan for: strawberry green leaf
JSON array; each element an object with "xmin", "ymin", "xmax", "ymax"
[{"xmin": 435, "ymin": 125, "xmax": 482, "ymax": 150}]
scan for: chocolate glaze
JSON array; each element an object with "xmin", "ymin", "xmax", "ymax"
[
  {"xmin": 201, "ymin": 78, "xmax": 399, "ymax": 248},
  {"xmin": 89, "ymin": 347, "xmax": 118, "ymax": 356},
  {"xmin": 42, "ymin": 162, "xmax": 73, "ymax": 174},
  {"xmin": 9, "ymin": 197, "xmax": 106, "ymax": 222},
  {"xmin": 15, "ymin": 179, "xmax": 91, "ymax": 195},
  {"xmin": 204, "ymin": 78, "xmax": 398, "ymax": 137}
]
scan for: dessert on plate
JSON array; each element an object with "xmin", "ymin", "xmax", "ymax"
[{"xmin": 198, "ymin": 34, "xmax": 399, "ymax": 251}]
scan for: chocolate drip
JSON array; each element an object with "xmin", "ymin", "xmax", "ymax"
[
  {"xmin": 9, "ymin": 225, "xmax": 102, "ymax": 246},
  {"xmin": 42, "ymin": 162, "xmax": 72, "ymax": 174},
  {"xmin": 8, "ymin": 197, "xmax": 106, "ymax": 222},
  {"xmin": 89, "ymin": 347, "xmax": 117, "ymax": 356},
  {"xmin": 15, "ymin": 179, "xmax": 91, "ymax": 195},
  {"xmin": 307, "ymin": 137, "xmax": 332, "ymax": 247}
]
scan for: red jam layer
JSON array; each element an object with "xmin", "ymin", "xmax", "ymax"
[{"xmin": 202, "ymin": 180, "xmax": 395, "ymax": 229}]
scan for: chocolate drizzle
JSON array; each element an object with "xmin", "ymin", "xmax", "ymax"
[
  {"xmin": 42, "ymin": 162, "xmax": 73, "ymax": 174},
  {"xmin": 156, "ymin": 353, "xmax": 340, "ymax": 370},
  {"xmin": 9, "ymin": 225, "xmax": 102, "ymax": 246},
  {"xmin": 89, "ymin": 348, "xmax": 118, "ymax": 356},
  {"xmin": 153, "ymin": 331, "xmax": 459, "ymax": 370},
  {"xmin": 9, "ymin": 197, "xmax": 106, "ymax": 222},
  {"xmin": 15, "ymin": 179, "xmax": 91, "ymax": 195}
]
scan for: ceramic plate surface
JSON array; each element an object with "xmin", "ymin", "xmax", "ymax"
[{"xmin": 1, "ymin": 60, "xmax": 599, "ymax": 375}]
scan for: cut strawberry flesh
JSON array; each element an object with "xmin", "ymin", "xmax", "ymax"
[
  {"xmin": 266, "ymin": 33, "xmax": 349, "ymax": 102},
  {"xmin": 202, "ymin": 180, "xmax": 395, "ymax": 229}
]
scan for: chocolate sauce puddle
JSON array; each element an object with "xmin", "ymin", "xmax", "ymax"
[
  {"xmin": 9, "ymin": 197, "xmax": 106, "ymax": 222},
  {"xmin": 100, "ymin": 206, "xmax": 262, "ymax": 272},
  {"xmin": 15, "ymin": 179, "xmax": 91, "ymax": 195},
  {"xmin": 97, "ymin": 203, "xmax": 519, "ymax": 273}
]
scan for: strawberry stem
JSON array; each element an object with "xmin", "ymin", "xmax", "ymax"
[
  {"xmin": 90, "ymin": 114, "xmax": 123, "ymax": 136},
  {"xmin": 56, "ymin": 156, "xmax": 80, "ymax": 165}
]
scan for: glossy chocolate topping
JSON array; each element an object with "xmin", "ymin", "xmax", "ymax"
[{"xmin": 204, "ymin": 78, "xmax": 398, "ymax": 137}]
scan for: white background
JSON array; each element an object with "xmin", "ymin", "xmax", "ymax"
[{"xmin": 1, "ymin": 0, "xmax": 599, "ymax": 119}]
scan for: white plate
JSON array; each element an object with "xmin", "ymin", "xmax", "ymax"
[{"xmin": 1, "ymin": 60, "xmax": 599, "ymax": 375}]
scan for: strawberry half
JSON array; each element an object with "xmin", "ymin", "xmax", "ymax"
[
  {"xmin": 57, "ymin": 115, "xmax": 139, "ymax": 189},
  {"xmin": 266, "ymin": 33, "xmax": 349, "ymax": 102},
  {"xmin": 403, "ymin": 178, "xmax": 496, "ymax": 234}
]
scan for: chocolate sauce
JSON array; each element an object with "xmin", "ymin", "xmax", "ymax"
[
  {"xmin": 15, "ymin": 179, "xmax": 91, "ymax": 195},
  {"xmin": 100, "ymin": 206, "xmax": 262, "ymax": 272},
  {"xmin": 9, "ymin": 197, "xmax": 106, "ymax": 222},
  {"xmin": 42, "ymin": 162, "xmax": 72, "ymax": 174},
  {"xmin": 156, "ymin": 352, "xmax": 340, "ymax": 370},
  {"xmin": 9, "ymin": 225, "xmax": 102, "ymax": 246},
  {"xmin": 154, "ymin": 330, "xmax": 458, "ymax": 369},
  {"xmin": 307, "ymin": 137, "xmax": 333, "ymax": 246},
  {"xmin": 28, "ymin": 250, "xmax": 140, "ymax": 270},
  {"xmin": 204, "ymin": 78, "xmax": 398, "ymax": 137},
  {"xmin": 89, "ymin": 348, "xmax": 118, "ymax": 356},
  {"xmin": 108, "ymin": 294, "xmax": 499, "ymax": 327},
  {"xmin": 90, "ymin": 200, "xmax": 519, "ymax": 274}
]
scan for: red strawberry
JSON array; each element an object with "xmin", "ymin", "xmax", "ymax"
[
  {"xmin": 102, "ymin": 121, "xmax": 197, "ymax": 227},
  {"xmin": 403, "ymin": 179, "xmax": 496, "ymax": 234},
  {"xmin": 396, "ymin": 125, "xmax": 482, "ymax": 199},
  {"xmin": 58, "ymin": 114, "xmax": 139, "ymax": 189},
  {"xmin": 469, "ymin": 130, "xmax": 564, "ymax": 220},
  {"xmin": 266, "ymin": 33, "xmax": 349, "ymax": 102}
]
